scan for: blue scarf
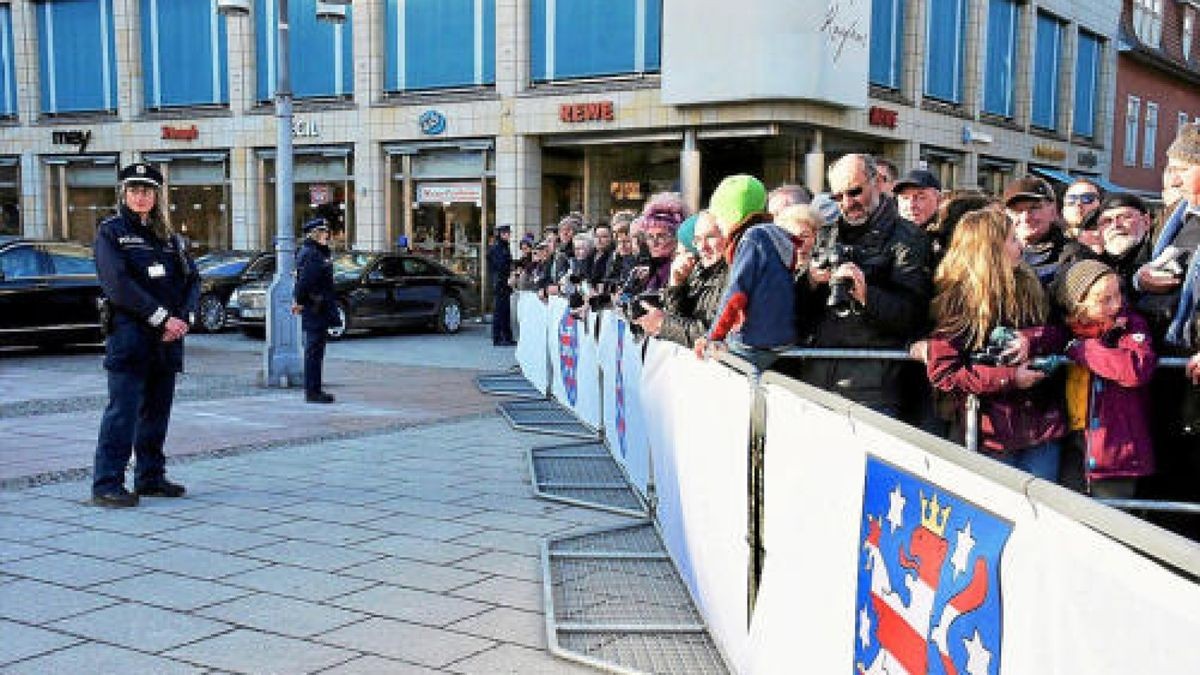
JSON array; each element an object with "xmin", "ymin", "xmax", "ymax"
[{"xmin": 1152, "ymin": 200, "xmax": 1200, "ymax": 348}]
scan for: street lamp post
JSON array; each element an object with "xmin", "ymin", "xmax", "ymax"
[{"xmin": 218, "ymin": 0, "xmax": 350, "ymax": 388}]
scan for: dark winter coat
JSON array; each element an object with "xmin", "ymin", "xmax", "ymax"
[
  {"xmin": 294, "ymin": 238, "xmax": 339, "ymax": 331},
  {"xmin": 658, "ymin": 260, "xmax": 729, "ymax": 348}
]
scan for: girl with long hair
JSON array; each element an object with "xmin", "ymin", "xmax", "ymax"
[{"xmin": 926, "ymin": 208, "xmax": 1068, "ymax": 480}]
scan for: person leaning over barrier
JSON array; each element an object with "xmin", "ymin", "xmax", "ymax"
[
  {"xmin": 925, "ymin": 208, "xmax": 1067, "ymax": 481},
  {"xmin": 635, "ymin": 210, "xmax": 731, "ymax": 348},
  {"xmin": 796, "ymin": 153, "xmax": 933, "ymax": 417},
  {"xmin": 91, "ymin": 162, "xmax": 199, "ymax": 507}
]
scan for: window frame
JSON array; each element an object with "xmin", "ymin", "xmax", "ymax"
[
  {"xmin": 1133, "ymin": 0, "xmax": 1164, "ymax": 48},
  {"xmin": 982, "ymin": 0, "xmax": 1019, "ymax": 118},
  {"xmin": 1125, "ymin": 96, "xmax": 1141, "ymax": 167},
  {"xmin": 869, "ymin": 0, "xmax": 905, "ymax": 90},
  {"xmin": 924, "ymin": 0, "xmax": 967, "ymax": 104},
  {"xmin": 1143, "ymin": 101, "xmax": 1159, "ymax": 169},
  {"xmin": 1184, "ymin": 6, "xmax": 1195, "ymax": 61},
  {"xmin": 1031, "ymin": 11, "xmax": 1063, "ymax": 131}
]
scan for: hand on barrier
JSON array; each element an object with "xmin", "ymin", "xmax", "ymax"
[
  {"xmin": 633, "ymin": 303, "xmax": 665, "ymax": 336},
  {"xmin": 693, "ymin": 336, "xmax": 726, "ymax": 360},
  {"xmin": 1187, "ymin": 353, "xmax": 1200, "ymax": 386},
  {"xmin": 908, "ymin": 339, "xmax": 930, "ymax": 364},
  {"xmin": 290, "ymin": 303, "xmax": 303, "ymax": 315},
  {"xmin": 1013, "ymin": 363, "xmax": 1046, "ymax": 390}
]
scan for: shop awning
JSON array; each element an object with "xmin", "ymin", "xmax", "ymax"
[
  {"xmin": 1029, "ymin": 166, "xmax": 1075, "ymax": 185},
  {"xmin": 1089, "ymin": 176, "xmax": 1161, "ymax": 203}
]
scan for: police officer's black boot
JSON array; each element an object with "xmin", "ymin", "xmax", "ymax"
[
  {"xmin": 91, "ymin": 487, "xmax": 139, "ymax": 508},
  {"xmin": 135, "ymin": 479, "xmax": 186, "ymax": 498},
  {"xmin": 306, "ymin": 391, "xmax": 335, "ymax": 404}
]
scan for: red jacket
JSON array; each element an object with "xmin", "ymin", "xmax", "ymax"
[
  {"xmin": 927, "ymin": 325, "xmax": 1068, "ymax": 453},
  {"xmin": 1065, "ymin": 309, "xmax": 1157, "ymax": 481}
]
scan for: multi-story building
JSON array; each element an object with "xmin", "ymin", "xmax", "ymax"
[
  {"xmin": 0, "ymin": 0, "xmax": 1120, "ymax": 299},
  {"xmin": 1111, "ymin": 0, "xmax": 1200, "ymax": 198}
]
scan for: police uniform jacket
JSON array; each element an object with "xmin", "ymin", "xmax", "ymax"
[
  {"xmin": 487, "ymin": 240, "xmax": 513, "ymax": 294},
  {"xmin": 94, "ymin": 205, "xmax": 200, "ymax": 373},
  {"xmin": 294, "ymin": 237, "xmax": 339, "ymax": 331}
]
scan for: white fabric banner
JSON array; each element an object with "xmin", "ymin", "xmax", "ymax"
[
  {"xmin": 543, "ymin": 297, "xmax": 600, "ymax": 430},
  {"xmin": 748, "ymin": 382, "xmax": 1200, "ymax": 675},
  {"xmin": 614, "ymin": 317, "xmax": 652, "ymax": 496},
  {"xmin": 514, "ymin": 292, "xmax": 548, "ymax": 394},
  {"xmin": 642, "ymin": 341, "xmax": 753, "ymax": 670}
]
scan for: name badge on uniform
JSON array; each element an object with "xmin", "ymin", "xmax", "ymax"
[{"xmin": 148, "ymin": 263, "xmax": 166, "ymax": 278}]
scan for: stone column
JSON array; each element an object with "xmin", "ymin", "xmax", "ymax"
[
  {"xmin": 11, "ymin": 0, "xmax": 40, "ymax": 125},
  {"xmin": 901, "ymin": 0, "xmax": 927, "ymax": 106},
  {"xmin": 680, "ymin": 129, "xmax": 701, "ymax": 214},
  {"xmin": 353, "ymin": 0, "xmax": 383, "ymax": 106},
  {"xmin": 353, "ymin": 139, "xmax": 384, "ymax": 251},
  {"xmin": 496, "ymin": 134, "xmax": 541, "ymax": 242},
  {"xmin": 1013, "ymin": 1, "xmax": 1036, "ymax": 130},
  {"xmin": 225, "ymin": 0, "xmax": 257, "ymax": 115},
  {"xmin": 229, "ymin": 146, "xmax": 257, "ymax": 250},
  {"xmin": 961, "ymin": 0, "xmax": 987, "ymax": 119},
  {"xmin": 113, "ymin": 0, "xmax": 142, "ymax": 120},
  {"xmin": 496, "ymin": 0, "xmax": 529, "ymax": 97}
]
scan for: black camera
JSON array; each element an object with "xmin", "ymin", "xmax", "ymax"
[
  {"xmin": 969, "ymin": 326, "xmax": 1068, "ymax": 374},
  {"xmin": 811, "ymin": 224, "xmax": 859, "ymax": 317},
  {"xmin": 562, "ymin": 274, "xmax": 586, "ymax": 310}
]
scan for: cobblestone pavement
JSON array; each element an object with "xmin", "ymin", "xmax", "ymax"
[{"xmin": 1, "ymin": 326, "xmax": 628, "ymax": 672}]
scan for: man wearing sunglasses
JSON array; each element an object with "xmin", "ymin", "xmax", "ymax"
[
  {"xmin": 1061, "ymin": 179, "xmax": 1104, "ymax": 249},
  {"xmin": 795, "ymin": 153, "xmax": 933, "ymax": 418}
]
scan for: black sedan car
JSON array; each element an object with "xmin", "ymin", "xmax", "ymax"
[
  {"xmin": 231, "ymin": 251, "xmax": 477, "ymax": 338},
  {"xmin": 0, "ymin": 237, "xmax": 104, "ymax": 347},
  {"xmin": 196, "ymin": 250, "xmax": 275, "ymax": 332}
]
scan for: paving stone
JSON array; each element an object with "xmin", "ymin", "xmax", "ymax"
[
  {"xmin": 0, "ymin": 514, "xmax": 81, "ymax": 541},
  {"xmin": 271, "ymin": 501, "xmax": 393, "ymax": 526},
  {"xmin": 102, "ymin": 571, "xmax": 250, "ymax": 611},
  {"xmin": 352, "ymin": 534, "xmax": 482, "ymax": 565},
  {"xmin": 125, "ymin": 547, "xmax": 268, "ymax": 580},
  {"xmin": 457, "ymin": 511, "xmax": 573, "ymax": 537},
  {"xmin": 319, "ymin": 617, "xmax": 494, "ymax": 669},
  {"xmin": 451, "ymin": 493, "xmax": 564, "ymax": 518},
  {"xmin": 69, "ymin": 509, "xmax": 188, "ymax": 536},
  {"xmin": 446, "ymin": 607, "xmax": 547, "ymax": 650},
  {"xmin": 450, "ymin": 529, "xmax": 543, "ymax": 557},
  {"xmin": 48, "ymin": 603, "xmax": 231, "ymax": 652},
  {"xmin": 2, "ymin": 642, "xmax": 204, "ymax": 675},
  {"xmin": 0, "ymin": 579, "xmax": 115, "ymax": 624},
  {"xmin": 453, "ymin": 551, "xmax": 542, "ymax": 583},
  {"xmin": 1, "ymin": 551, "xmax": 146, "ymax": 588},
  {"xmin": 450, "ymin": 577, "xmax": 544, "ymax": 614},
  {"xmin": 146, "ymin": 523, "xmax": 283, "ymax": 554},
  {"xmin": 0, "ymin": 619, "xmax": 80, "ymax": 666},
  {"xmin": 221, "ymin": 564, "xmax": 375, "ymax": 602},
  {"xmin": 196, "ymin": 593, "xmax": 365, "ymax": 638},
  {"xmin": 339, "ymin": 558, "xmax": 487, "ymax": 593},
  {"xmin": 361, "ymin": 514, "xmax": 483, "ymax": 542},
  {"xmin": 320, "ymin": 655, "xmax": 446, "ymax": 674},
  {"xmin": 37, "ymin": 529, "xmax": 172, "ymax": 558},
  {"xmin": 175, "ymin": 505, "xmax": 298, "ymax": 530},
  {"xmin": 331, "ymin": 585, "xmax": 491, "ymax": 628},
  {"xmin": 244, "ymin": 539, "xmax": 381, "ymax": 572},
  {"xmin": 361, "ymin": 496, "xmax": 482, "ymax": 521},
  {"xmin": 446, "ymin": 643, "xmax": 602, "ymax": 675},
  {"xmin": 164, "ymin": 629, "xmax": 355, "ymax": 674},
  {"xmin": 185, "ymin": 488, "xmax": 307, "ymax": 511},
  {"xmin": 0, "ymin": 540, "xmax": 49, "ymax": 563},
  {"xmin": 259, "ymin": 520, "xmax": 387, "ymax": 547}
]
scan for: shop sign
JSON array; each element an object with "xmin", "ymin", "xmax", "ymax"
[
  {"xmin": 51, "ymin": 130, "xmax": 91, "ymax": 153},
  {"xmin": 161, "ymin": 125, "xmax": 198, "ymax": 141},
  {"xmin": 419, "ymin": 110, "xmax": 446, "ymax": 135},
  {"xmin": 416, "ymin": 182, "xmax": 482, "ymax": 205},
  {"xmin": 1077, "ymin": 150, "xmax": 1098, "ymax": 168},
  {"xmin": 868, "ymin": 106, "xmax": 898, "ymax": 129},
  {"xmin": 962, "ymin": 126, "xmax": 993, "ymax": 145},
  {"xmin": 292, "ymin": 119, "xmax": 319, "ymax": 138},
  {"xmin": 1032, "ymin": 144, "xmax": 1065, "ymax": 161},
  {"xmin": 560, "ymin": 101, "xmax": 615, "ymax": 123},
  {"xmin": 309, "ymin": 184, "xmax": 331, "ymax": 205}
]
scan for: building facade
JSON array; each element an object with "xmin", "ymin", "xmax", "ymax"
[
  {"xmin": 1111, "ymin": 0, "xmax": 1200, "ymax": 195},
  {"xmin": 0, "ymin": 0, "xmax": 1121, "ymax": 299}
]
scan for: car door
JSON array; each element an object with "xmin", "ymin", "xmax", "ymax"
[
  {"xmin": 357, "ymin": 257, "xmax": 397, "ymax": 326},
  {"xmin": 40, "ymin": 242, "xmax": 102, "ymax": 329},
  {"xmin": 398, "ymin": 256, "xmax": 444, "ymax": 318},
  {"xmin": 0, "ymin": 243, "xmax": 53, "ymax": 337}
]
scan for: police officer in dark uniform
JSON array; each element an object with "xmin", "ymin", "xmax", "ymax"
[
  {"xmin": 487, "ymin": 225, "xmax": 516, "ymax": 346},
  {"xmin": 292, "ymin": 218, "xmax": 340, "ymax": 403},
  {"xmin": 91, "ymin": 162, "xmax": 199, "ymax": 507}
]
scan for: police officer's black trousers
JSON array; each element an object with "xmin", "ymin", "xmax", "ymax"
[
  {"xmin": 492, "ymin": 289, "xmax": 513, "ymax": 344},
  {"xmin": 93, "ymin": 368, "xmax": 175, "ymax": 493},
  {"xmin": 303, "ymin": 327, "xmax": 328, "ymax": 396}
]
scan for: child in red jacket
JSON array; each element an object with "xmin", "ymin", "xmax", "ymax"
[
  {"xmin": 1056, "ymin": 259, "xmax": 1157, "ymax": 498},
  {"xmin": 926, "ymin": 209, "xmax": 1067, "ymax": 480}
]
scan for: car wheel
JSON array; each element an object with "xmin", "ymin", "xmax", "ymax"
[
  {"xmin": 436, "ymin": 295, "xmax": 463, "ymax": 334},
  {"xmin": 197, "ymin": 293, "xmax": 226, "ymax": 333},
  {"xmin": 327, "ymin": 303, "xmax": 349, "ymax": 340}
]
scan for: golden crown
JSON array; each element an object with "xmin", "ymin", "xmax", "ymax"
[{"xmin": 920, "ymin": 491, "xmax": 951, "ymax": 537}]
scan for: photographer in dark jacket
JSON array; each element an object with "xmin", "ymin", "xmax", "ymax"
[
  {"xmin": 292, "ymin": 218, "xmax": 340, "ymax": 404},
  {"xmin": 798, "ymin": 153, "xmax": 933, "ymax": 416},
  {"xmin": 635, "ymin": 211, "xmax": 729, "ymax": 347},
  {"xmin": 91, "ymin": 162, "xmax": 199, "ymax": 507}
]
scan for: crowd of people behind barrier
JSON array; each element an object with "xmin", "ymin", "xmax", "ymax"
[{"xmin": 500, "ymin": 123, "xmax": 1200, "ymax": 537}]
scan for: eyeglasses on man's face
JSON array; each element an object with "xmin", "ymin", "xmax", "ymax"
[
  {"xmin": 830, "ymin": 185, "xmax": 865, "ymax": 203},
  {"xmin": 645, "ymin": 231, "xmax": 674, "ymax": 243}
]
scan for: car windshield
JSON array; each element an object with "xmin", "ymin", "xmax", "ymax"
[
  {"xmin": 333, "ymin": 253, "xmax": 374, "ymax": 282},
  {"xmin": 198, "ymin": 252, "xmax": 252, "ymax": 276}
]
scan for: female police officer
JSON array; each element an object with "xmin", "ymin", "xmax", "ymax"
[
  {"xmin": 91, "ymin": 162, "xmax": 199, "ymax": 507},
  {"xmin": 293, "ymin": 217, "xmax": 340, "ymax": 403}
]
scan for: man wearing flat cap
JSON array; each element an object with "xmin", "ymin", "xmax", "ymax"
[
  {"xmin": 487, "ymin": 225, "xmax": 516, "ymax": 346},
  {"xmin": 293, "ymin": 217, "xmax": 340, "ymax": 403},
  {"xmin": 894, "ymin": 169, "xmax": 942, "ymax": 233},
  {"xmin": 91, "ymin": 162, "xmax": 199, "ymax": 507},
  {"xmin": 1004, "ymin": 175, "xmax": 1066, "ymax": 286}
]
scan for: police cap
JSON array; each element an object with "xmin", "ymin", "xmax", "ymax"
[
  {"xmin": 118, "ymin": 162, "xmax": 163, "ymax": 189},
  {"xmin": 303, "ymin": 217, "xmax": 331, "ymax": 234}
]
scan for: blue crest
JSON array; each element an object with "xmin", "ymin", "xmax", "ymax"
[
  {"xmin": 558, "ymin": 308, "xmax": 579, "ymax": 407},
  {"xmin": 854, "ymin": 458, "xmax": 1012, "ymax": 675},
  {"xmin": 419, "ymin": 109, "xmax": 446, "ymax": 136}
]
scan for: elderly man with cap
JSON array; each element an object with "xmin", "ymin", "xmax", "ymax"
[
  {"xmin": 487, "ymin": 224, "xmax": 516, "ymax": 346},
  {"xmin": 1004, "ymin": 175, "xmax": 1066, "ymax": 286},
  {"xmin": 894, "ymin": 169, "xmax": 942, "ymax": 232},
  {"xmin": 91, "ymin": 162, "xmax": 199, "ymax": 507},
  {"xmin": 292, "ymin": 217, "xmax": 340, "ymax": 403},
  {"xmin": 1054, "ymin": 193, "xmax": 1153, "ymax": 299}
]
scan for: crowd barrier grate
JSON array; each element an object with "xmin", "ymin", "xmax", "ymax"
[
  {"xmin": 543, "ymin": 523, "xmax": 730, "ymax": 674},
  {"xmin": 475, "ymin": 371, "xmax": 544, "ymax": 399},
  {"xmin": 529, "ymin": 442, "xmax": 647, "ymax": 517},
  {"xmin": 498, "ymin": 400, "xmax": 597, "ymax": 440}
]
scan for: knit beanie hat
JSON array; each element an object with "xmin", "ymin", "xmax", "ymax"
[
  {"xmin": 1058, "ymin": 259, "xmax": 1115, "ymax": 309},
  {"xmin": 709, "ymin": 175, "xmax": 767, "ymax": 229},
  {"xmin": 1167, "ymin": 122, "xmax": 1200, "ymax": 165},
  {"xmin": 677, "ymin": 213, "xmax": 700, "ymax": 255}
]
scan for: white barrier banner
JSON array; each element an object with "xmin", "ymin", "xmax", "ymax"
[
  {"xmin": 543, "ymin": 297, "xmax": 601, "ymax": 429},
  {"xmin": 642, "ymin": 341, "xmax": 752, "ymax": 669},
  {"xmin": 514, "ymin": 292, "xmax": 548, "ymax": 394},
  {"xmin": 614, "ymin": 317, "xmax": 652, "ymax": 496},
  {"xmin": 749, "ymin": 383, "xmax": 1200, "ymax": 675}
]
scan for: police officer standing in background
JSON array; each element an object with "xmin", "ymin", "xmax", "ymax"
[
  {"xmin": 293, "ymin": 218, "xmax": 340, "ymax": 403},
  {"xmin": 91, "ymin": 162, "xmax": 199, "ymax": 507},
  {"xmin": 488, "ymin": 225, "xmax": 516, "ymax": 346}
]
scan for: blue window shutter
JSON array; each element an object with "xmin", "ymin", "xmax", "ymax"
[
  {"xmin": 925, "ymin": 0, "xmax": 965, "ymax": 103},
  {"xmin": 385, "ymin": 0, "xmax": 495, "ymax": 92},
  {"xmin": 482, "ymin": 0, "xmax": 496, "ymax": 84},
  {"xmin": 1073, "ymin": 32, "xmax": 1099, "ymax": 137},
  {"xmin": 1032, "ymin": 13, "xmax": 1061, "ymax": 130},
  {"xmin": 142, "ymin": 0, "xmax": 228, "ymax": 109},
  {"xmin": 37, "ymin": 0, "xmax": 118, "ymax": 114},
  {"xmin": 531, "ymin": 0, "xmax": 547, "ymax": 81},
  {"xmin": 870, "ymin": 0, "xmax": 902, "ymax": 88},
  {"xmin": 530, "ymin": 0, "xmax": 659, "ymax": 82},
  {"xmin": 0, "ymin": 6, "xmax": 15, "ymax": 117},
  {"xmin": 257, "ymin": 0, "xmax": 353, "ymax": 101},
  {"xmin": 644, "ymin": 0, "xmax": 662, "ymax": 71},
  {"xmin": 983, "ymin": 0, "xmax": 1017, "ymax": 117}
]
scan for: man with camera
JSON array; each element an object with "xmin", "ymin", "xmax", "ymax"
[{"xmin": 797, "ymin": 153, "xmax": 933, "ymax": 417}]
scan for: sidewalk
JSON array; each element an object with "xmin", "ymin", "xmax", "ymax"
[{"xmin": 0, "ymin": 327, "xmax": 633, "ymax": 672}]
